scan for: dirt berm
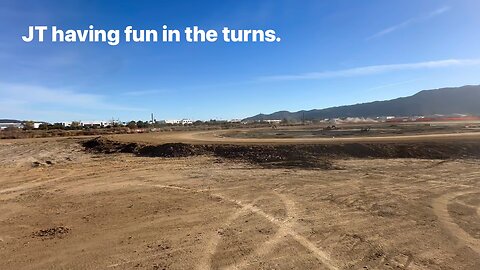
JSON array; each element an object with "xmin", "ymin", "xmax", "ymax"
[{"xmin": 82, "ymin": 137, "xmax": 480, "ymax": 169}]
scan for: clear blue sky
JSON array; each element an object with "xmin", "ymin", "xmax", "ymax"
[{"xmin": 1, "ymin": 0, "xmax": 480, "ymax": 122}]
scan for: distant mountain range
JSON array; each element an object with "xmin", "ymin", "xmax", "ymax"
[
  {"xmin": 243, "ymin": 85, "xmax": 480, "ymax": 122},
  {"xmin": 0, "ymin": 119, "xmax": 23, "ymax": 123},
  {"xmin": 0, "ymin": 119, "xmax": 48, "ymax": 124}
]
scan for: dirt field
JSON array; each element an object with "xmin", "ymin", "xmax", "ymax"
[
  {"xmin": 106, "ymin": 123, "xmax": 480, "ymax": 145},
  {"xmin": 0, "ymin": 131, "xmax": 479, "ymax": 269}
]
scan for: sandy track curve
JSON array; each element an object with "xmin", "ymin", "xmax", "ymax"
[
  {"xmin": 432, "ymin": 191, "xmax": 480, "ymax": 254},
  {"xmin": 109, "ymin": 130, "xmax": 480, "ymax": 145}
]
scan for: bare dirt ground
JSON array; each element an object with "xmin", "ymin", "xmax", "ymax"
[
  {"xmin": 0, "ymin": 132, "xmax": 479, "ymax": 269},
  {"xmin": 106, "ymin": 125, "xmax": 480, "ymax": 145}
]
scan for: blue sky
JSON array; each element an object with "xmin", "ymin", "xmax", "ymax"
[{"xmin": 1, "ymin": 0, "xmax": 480, "ymax": 122}]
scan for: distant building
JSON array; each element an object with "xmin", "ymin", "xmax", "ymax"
[
  {"xmin": 81, "ymin": 121, "xmax": 111, "ymax": 127},
  {"xmin": 165, "ymin": 119, "xmax": 193, "ymax": 125},
  {"xmin": 0, "ymin": 122, "xmax": 23, "ymax": 130},
  {"xmin": 376, "ymin": 116, "xmax": 396, "ymax": 122},
  {"xmin": 181, "ymin": 119, "xmax": 193, "ymax": 125},
  {"xmin": 165, "ymin": 119, "xmax": 181, "ymax": 125},
  {"xmin": 33, "ymin": 123, "xmax": 44, "ymax": 129},
  {"xmin": 263, "ymin": 120, "xmax": 282, "ymax": 124}
]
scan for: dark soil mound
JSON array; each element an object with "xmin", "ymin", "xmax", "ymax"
[
  {"xmin": 208, "ymin": 144, "xmax": 335, "ymax": 169},
  {"xmin": 137, "ymin": 143, "xmax": 206, "ymax": 157},
  {"xmin": 82, "ymin": 137, "xmax": 480, "ymax": 169},
  {"xmin": 82, "ymin": 137, "xmax": 139, "ymax": 154}
]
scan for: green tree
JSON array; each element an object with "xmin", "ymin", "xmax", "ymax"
[
  {"xmin": 127, "ymin": 121, "xmax": 137, "ymax": 129},
  {"xmin": 52, "ymin": 123, "xmax": 65, "ymax": 129},
  {"xmin": 136, "ymin": 121, "xmax": 149, "ymax": 128}
]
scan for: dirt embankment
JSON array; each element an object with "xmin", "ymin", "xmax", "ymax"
[{"xmin": 82, "ymin": 137, "xmax": 480, "ymax": 169}]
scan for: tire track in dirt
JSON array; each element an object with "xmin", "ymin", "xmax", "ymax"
[
  {"xmin": 197, "ymin": 197, "xmax": 264, "ymax": 270},
  {"xmin": 0, "ymin": 164, "xmax": 144, "ymax": 197},
  {"xmin": 0, "ymin": 170, "xmax": 76, "ymax": 195},
  {"xmin": 455, "ymin": 200, "xmax": 480, "ymax": 219},
  {"xmin": 0, "ymin": 158, "xmax": 134, "ymax": 196},
  {"xmin": 236, "ymin": 201, "xmax": 338, "ymax": 270},
  {"xmin": 149, "ymin": 184, "xmax": 339, "ymax": 270},
  {"xmin": 432, "ymin": 191, "xmax": 480, "ymax": 254},
  {"xmin": 103, "ymin": 184, "xmax": 260, "ymax": 269},
  {"xmin": 226, "ymin": 192, "xmax": 298, "ymax": 270},
  {"xmin": 450, "ymin": 199, "xmax": 480, "ymax": 222}
]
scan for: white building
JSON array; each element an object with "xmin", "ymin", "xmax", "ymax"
[
  {"xmin": 165, "ymin": 119, "xmax": 193, "ymax": 125},
  {"xmin": 0, "ymin": 123, "xmax": 23, "ymax": 130},
  {"xmin": 33, "ymin": 122, "xmax": 44, "ymax": 129},
  {"xmin": 165, "ymin": 119, "xmax": 181, "ymax": 125},
  {"xmin": 180, "ymin": 119, "xmax": 193, "ymax": 125},
  {"xmin": 264, "ymin": 119, "xmax": 282, "ymax": 124},
  {"xmin": 81, "ymin": 121, "xmax": 111, "ymax": 127}
]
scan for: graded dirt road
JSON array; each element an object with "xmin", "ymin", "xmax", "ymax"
[
  {"xmin": 107, "ymin": 129, "xmax": 480, "ymax": 145},
  {"xmin": 0, "ymin": 133, "xmax": 479, "ymax": 269}
]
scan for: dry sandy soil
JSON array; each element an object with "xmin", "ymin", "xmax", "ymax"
[
  {"xmin": 106, "ymin": 127, "xmax": 480, "ymax": 145},
  {"xmin": 0, "ymin": 131, "xmax": 479, "ymax": 269}
]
